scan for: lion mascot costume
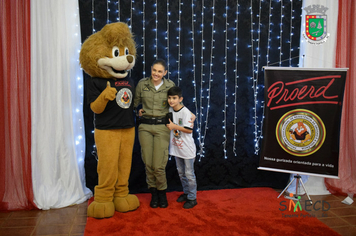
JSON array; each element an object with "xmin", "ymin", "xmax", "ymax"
[{"xmin": 79, "ymin": 22, "xmax": 140, "ymax": 218}]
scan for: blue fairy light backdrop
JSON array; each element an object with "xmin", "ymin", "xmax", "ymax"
[{"xmin": 79, "ymin": 0, "xmax": 303, "ymax": 193}]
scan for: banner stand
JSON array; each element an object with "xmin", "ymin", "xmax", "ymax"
[
  {"xmin": 277, "ymin": 174, "xmax": 312, "ymax": 204},
  {"xmin": 259, "ymin": 67, "xmax": 348, "ymax": 180}
]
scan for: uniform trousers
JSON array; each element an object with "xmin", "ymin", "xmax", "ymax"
[{"xmin": 138, "ymin": 123, "xmax": 170, "ymax": 190}]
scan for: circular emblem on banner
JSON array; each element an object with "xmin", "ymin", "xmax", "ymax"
[
  {"xmin": 116, "ymin": 88, "xmax": 132, "ymax": 109},
  {"xmin": 276, "ymin": 109, "xmax": 326, "ymax": 156}
]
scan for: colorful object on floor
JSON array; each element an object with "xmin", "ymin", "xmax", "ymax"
[{"xmin": 84, "ymin": 187, "xmax": 340, "ymax": 236}]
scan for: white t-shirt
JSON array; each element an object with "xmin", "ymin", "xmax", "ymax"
[
  {"xmin": 154, "ymin": 80, "xmax": 163, "ymax": 90},
  {"xmin": 168, "ymin": 106, "xmax": 196, "ymax": 159}
]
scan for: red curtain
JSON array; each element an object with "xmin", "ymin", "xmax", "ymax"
[
  {"xmin": 325, "ymin": 0, "xmax": 356, "ymax": 195},
  {"xmin": 0, "ymin": 0, "xmax": 37, "ymax": 210}
]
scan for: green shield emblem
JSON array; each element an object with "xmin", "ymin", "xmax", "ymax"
[{"xmin": 306, "ymin": 15, "xmax": 327, "ymax": 41}]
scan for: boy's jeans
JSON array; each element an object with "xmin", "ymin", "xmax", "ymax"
[{"xmin": 175, "ymin": 157, "xmax": 197, "ymax": 200}]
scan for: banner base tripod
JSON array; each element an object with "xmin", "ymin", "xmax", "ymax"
[{"xmin": 277, "ymin": 174, "xmax": 312, "ymax": 204}]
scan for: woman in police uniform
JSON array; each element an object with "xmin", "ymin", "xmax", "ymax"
[{"xmin": 134, "ymin": 59, "xmax": 174, "ymax": 208}]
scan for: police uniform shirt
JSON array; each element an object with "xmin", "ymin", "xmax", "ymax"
[{"xmin": 134, "ymin": 77, "xmax": 175, "ymax": 117}]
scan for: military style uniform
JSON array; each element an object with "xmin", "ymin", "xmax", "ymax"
[{"xmin": 134, "ymin": 76, "xmax": 175, "ymax": 191}]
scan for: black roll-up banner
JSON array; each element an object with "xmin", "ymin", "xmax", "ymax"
[{"xmin": 259, "ymin": 67, "xmax": 347, "ymax": 178}]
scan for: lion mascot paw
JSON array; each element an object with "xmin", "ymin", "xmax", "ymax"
[{"xmin": 79, "ymin": 22, "xmax": 140, "ymax": 218}]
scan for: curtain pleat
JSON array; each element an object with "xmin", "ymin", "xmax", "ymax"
[
  {"xmin": 31, "ymin": 0, "xmax": 91, "ymax": 209},
  {"xmin": 325, "ymin": 0, "xmax": 356, "ymax": 195},
  {"xmin": 0, "ymin": 0, "xmax": 36, "ymax": 211}
]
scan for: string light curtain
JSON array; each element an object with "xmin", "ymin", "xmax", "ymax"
[{"xmin": 79, "ymin": 0, "xmax": 302, "ymax": 192}]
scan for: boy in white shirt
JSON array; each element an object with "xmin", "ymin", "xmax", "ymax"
[{"xmin": 166, "ymin": 86, "xmax": 197, "ymax": 209}]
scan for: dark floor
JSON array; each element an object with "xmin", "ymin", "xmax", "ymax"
[
  {"xmin": 0, "ymin": 190, "xmax": 355, "ymax": 236},
  {"xmin": 295, "ymin": 192, "xmax": 356, "ymax": 236}
]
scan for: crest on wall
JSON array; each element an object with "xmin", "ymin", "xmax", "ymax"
[{"xmin": 302, "ymin": 5, "xmax": 329, "ymax": 45}]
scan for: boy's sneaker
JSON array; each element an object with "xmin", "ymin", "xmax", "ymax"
[
  {"xmin": 176, "ymin": 193, "xmax": 188, "ymax": 203},
  {"xmin": 183, "ymin": 199, "xmax": 197, "ymax": 209}
]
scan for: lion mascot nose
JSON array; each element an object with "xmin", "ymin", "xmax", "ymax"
[{"xmin": 127, "ymin": 55, "xmax": 134, "ymax": 63}]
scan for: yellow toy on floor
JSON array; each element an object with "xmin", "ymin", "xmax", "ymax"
[{"xmin": 79, "ymin": 22, "xmax": 139, "ymax": 218}]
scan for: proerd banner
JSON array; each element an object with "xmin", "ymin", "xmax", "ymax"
[{"xmin": 259, "ymin": 67, "xmax": 347, "ymax": 178}]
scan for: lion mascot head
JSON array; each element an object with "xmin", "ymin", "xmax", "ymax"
[{"xmin": 80, "ymin": 22, "xmax": 136, "ymax": 79}]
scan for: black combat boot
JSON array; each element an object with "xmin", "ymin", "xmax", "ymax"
[
  {"xmin": 149, "ymin": 188, "xmax": 159, "ymax": 208},
  {"xmin": 157, "ymin": 189, "xmax": 168, "ymax": 208}
]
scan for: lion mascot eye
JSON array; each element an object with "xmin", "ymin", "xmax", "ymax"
[{"xmin": 112, "ymin": 46, "xmax": 120, "ymax": 57}]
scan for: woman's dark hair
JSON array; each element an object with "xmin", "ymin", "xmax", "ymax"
[
  {"xmin": 152, "ymin": 59, "xmax": 167, "ymax": 71},
  {"xmin": 167, "ymin": 86, "xmax": 182, "ymax": 97}
]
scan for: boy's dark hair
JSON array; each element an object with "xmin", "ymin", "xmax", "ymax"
[
  {"xmin": 167, "ymin": 86, "xmax": 182, "ymax": 97},
  {"xmin": 152, "ymin": 59, "xmax": 167, "ymax": 71}
]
